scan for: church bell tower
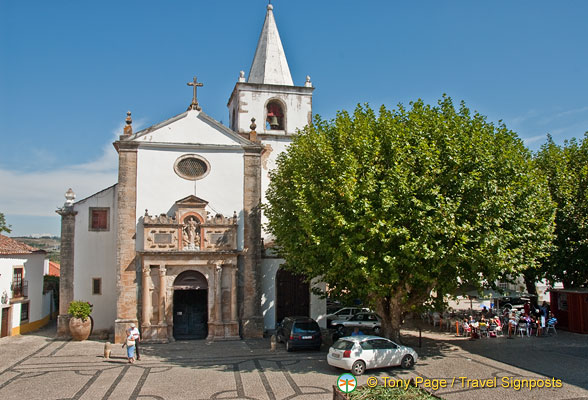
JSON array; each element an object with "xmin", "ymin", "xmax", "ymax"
[{"xmin": 227, "ymin": 4, "xmax": 314, "ymax": 138}]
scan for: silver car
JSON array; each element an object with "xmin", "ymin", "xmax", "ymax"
[
  {"xmin": 327, "ymin": 335, "xmax": 418, "ymax": 376},
  {"xmin": 330, "ymin": 312, "xmax": 382, "ymax": 334}
]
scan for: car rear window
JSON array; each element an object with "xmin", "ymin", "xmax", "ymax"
[
  {"xmin": 332, "ymin": 340, "xmax": 354, "ymax": 351},
  {"xmin": 292, "ymin": 322, "xmax": 320, "ymax": 333}
]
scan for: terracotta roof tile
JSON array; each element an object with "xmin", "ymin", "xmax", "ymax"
[{"xmin": 0, "ymin": 234, "xmax": 43, "ymax": 255}]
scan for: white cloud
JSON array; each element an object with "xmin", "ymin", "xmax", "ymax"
[
  {"xmin": 0, "ymin": 120, "xmax": 145, "ymax": 218},
  {"xmin": 538, "ymin": 105, "xmax": 588, "ymax": 125}
]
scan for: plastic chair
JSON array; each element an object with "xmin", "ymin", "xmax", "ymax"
[
  {"xmin": 517, "ymin": 322, "xmax": 528, "ymax": 337},
  {"xmin": 479, "ymin": 325, "xmax": 489, "ymax": 338},
  {"xmin": 546, "ymin": 322, "xmax": 557, "ymax": 335}
]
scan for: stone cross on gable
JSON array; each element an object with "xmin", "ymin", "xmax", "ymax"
[{"xmin": 187, "ymin": 76, "xmax": 203, "ymax": 111}]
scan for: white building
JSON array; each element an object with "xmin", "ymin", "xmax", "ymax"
[
  {"xmin": 0, "ymin": 234, "xmax": 52, "ymax": 337},
  {"xmin": 57, "ymin": 4, "xmax": 326, "ymax": 343}
]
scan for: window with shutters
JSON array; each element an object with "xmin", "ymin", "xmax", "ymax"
[{"xmin": 89, "ymin": 208, "xmax": 109, "ymax": 231}]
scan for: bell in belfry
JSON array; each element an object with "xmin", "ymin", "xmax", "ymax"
[{"xmin": 268, "ymin": 115, "xmax": 279, "ymax": 129}]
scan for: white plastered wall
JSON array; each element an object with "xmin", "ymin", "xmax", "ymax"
[
  {"xmin": 73, "ymin": 185, "xmax": 117, "ymax": 332},
  {"xmin": 261, "ymin": 257, "xmax": 327, "ymax": 331},
  {"xmin": 0, "ymin": 253, "xmax": 48, "ymax": 333},
  {"xmin": 230, "ymin": 86, "xmax": 312, "ymax": 135},
  {"xmin": 134, "ymin": 110, "xmax": 247, "ymax": 250},
  {"xmin": 135, "ymin": 147, "xmax": 245, "ymax": 250}
]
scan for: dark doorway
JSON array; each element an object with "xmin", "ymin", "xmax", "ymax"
[
  {"xmin": 173, "ymin": 270, "xmax": 208, "ymax": 340},
  {"xmin": 276, "ymin": 269, "xmax": 310, "ymax": 325},
  {"xmin": 173, "ymin": 290, "xmax": 208, "ymax": 340},
  {"xmin": 1, "ymin": 308, "xmax": 9, "ymax": 337}
]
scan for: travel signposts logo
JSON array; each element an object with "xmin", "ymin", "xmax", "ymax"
[{"xmin": 337, "ymin": 373, "xmax": 357, "ymax": 393}]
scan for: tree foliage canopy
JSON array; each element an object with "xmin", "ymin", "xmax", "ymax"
[
  {"xmin": 0, "ymin": 212, "xmax": 11, "ymax": 234},
  {"xmin": 265, "ymin": 97, "xmax": 555, "ymax": 338},
  {"xmin": 535, "ymin": 133, "xmax": 588, "ymax": 287}
]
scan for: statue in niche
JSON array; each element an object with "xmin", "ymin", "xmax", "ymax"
[{"xmin": 183, "ymin": 216, "xmax": 200, "ymax": 250}]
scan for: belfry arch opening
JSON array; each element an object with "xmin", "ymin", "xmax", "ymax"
[
  {"xmin": 173, "ymin": 270, "xmax": 208, "ymax": 340},
  {"xmin": 266, "ymin": 100, "xmax": 285, "ymax": 131}
]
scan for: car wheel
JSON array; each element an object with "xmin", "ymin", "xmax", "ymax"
[
  {"xmin": 401, "ymin": 354, "xmax": 414, "ymax": 369},
  {"xmin": 351, "ymin": 360, "xmax": 366, "ymax": 376},
  {"xmin": 373, "ymin": 327, "xmax": 381, "ymax": 334},
  {"xmin": 286, "ymin": 341, "xmax": 293, "ymax": 352}
]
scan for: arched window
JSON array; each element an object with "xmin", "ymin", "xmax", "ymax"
[{"xmin": 266, "ymin": 100, "xmax": 285, "ymax": 131}]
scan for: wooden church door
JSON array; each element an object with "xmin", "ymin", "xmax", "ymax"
[{"xmin": 276, "ymin": 269, "xmax": 310, "ymax": 325}]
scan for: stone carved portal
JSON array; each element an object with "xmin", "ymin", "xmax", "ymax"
[
  {"xmin": 173, "ymin": 271, "xmax": 208, "ymax": 340},
  {"xmin": 140, "ymin": 195, "xmax": 240, "ymax": 342}
]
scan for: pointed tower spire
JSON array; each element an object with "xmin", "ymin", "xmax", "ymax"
[{"xmin": 248, "ymin": 4, "xmax": 294, "ymax": 86}]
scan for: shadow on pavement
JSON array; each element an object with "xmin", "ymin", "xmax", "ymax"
[{"xmin": 400, "ymin": 319, "xmax": 588, "ymax": 390}]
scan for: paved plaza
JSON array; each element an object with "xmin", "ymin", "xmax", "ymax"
[{"xmin": 0, "ymin": 322, "xmax": 586, "ymax": 400}]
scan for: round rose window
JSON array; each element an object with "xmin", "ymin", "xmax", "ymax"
[{"xmin": 174, "ymin": 155, "xmax": 210, "ymax": 180}]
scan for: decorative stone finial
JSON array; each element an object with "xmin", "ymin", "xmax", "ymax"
[
  {"xmin": 64, "ymin": 188, "xmax": 76, "ymax": 207},
  {"xmin": 123, "ymin": 111, "xmax": 133, "ymax": 135},
  {"xmin": 305, "ymin": 75, "xmax": 312, "ymax": 87},
  {"xmin": 267, "ymin": 3, "xmax": 273, "ymax": 11},
  {"xmin": 238, "ymin": 71, "xmax": 245, "ymax": 82},
  {"xmin": 249, "ymin": 118, "xmax": 258, "ymax": 143}
]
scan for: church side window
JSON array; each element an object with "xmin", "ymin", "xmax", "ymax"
[
  {"xmin": 92, "ymin": 278, "xmax": 102, "ymax": 295},
  {"xmin": 89, "ymin": 207, "xmax": 109, "ymax": 231},
  {"xmin": 174, "ymin": 154, "xmax": 211, "ymax": 181}
]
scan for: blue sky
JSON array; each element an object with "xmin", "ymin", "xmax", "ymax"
[{"xmin": 1, "ymin": 0, "xmax": 587, "ymax": 236}]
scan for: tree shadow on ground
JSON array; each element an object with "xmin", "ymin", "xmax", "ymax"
[{"xmin": 401, "ymin": 319, "xmax": 588, "ymax": 390}]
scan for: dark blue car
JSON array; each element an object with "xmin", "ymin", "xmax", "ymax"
[{"xmin": 276, "ymin": 317, "xmax": 322, "ymax": 352}]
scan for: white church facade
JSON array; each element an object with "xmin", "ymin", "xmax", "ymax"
[{"xmin": 57, "ymin": 4, "xmax": 326, "ymax": 343}]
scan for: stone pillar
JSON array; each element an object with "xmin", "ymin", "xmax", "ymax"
[
  {"xmin": 231, "ymin": 265, "xmax": 238, "ymax": 322},
  {"xmin": 141, "ymin": 266, "xmax": 151, "ymax": 327},
  {"xmin": 114, "ymin": 139, "xmax": 139, "ymax": 343},
  {"xmin": 56, "ymin": 206, "xmax": 77, "ymax": 337},
  {"xmin": 215, "ymin": 265, "xmax": 223, "ymax": 323},
  {"xmin": 242, "ymin": 145, "xmax": 264, "ymax": 338},
  {"xmin": 158, "ymin": 265, "xmax": 166, "ymax": 325}
]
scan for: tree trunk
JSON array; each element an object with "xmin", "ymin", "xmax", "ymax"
[
  {"xmin": 375, "ymin": 295, "xmax": 403, "ymax": 343},
  {"xmin": 522, "ymin": 270, "xmax": 538, "ymax": 296}
]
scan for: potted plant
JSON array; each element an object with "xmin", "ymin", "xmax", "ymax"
[{"xmin": 68, "ymin": 301, "xmax": 93, "ymax": 341}]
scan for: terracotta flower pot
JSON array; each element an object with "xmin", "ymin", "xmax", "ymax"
[{"xmin": 69, "ymin": 317, "xmax": 92, "ymax": 341}]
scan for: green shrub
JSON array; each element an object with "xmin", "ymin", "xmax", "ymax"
[
  {"xmin": 349, "ymin": 385, "xmax": 438, "ymax": 400},
  {"xmin": 67, "ymin": 301, "xmax": 93, "ymax": 321}
]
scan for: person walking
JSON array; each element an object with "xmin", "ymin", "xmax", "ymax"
[
  {"xmin": 129, "ymin": 323, "xmax": 141, "ymax": 361},
  {"xmin": 122, "ymin": 327, "xmax": 136, "ymax": 363}
]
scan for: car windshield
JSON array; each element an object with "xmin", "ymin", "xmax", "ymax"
[
  {"xmin": 332, "ymin": 340, "xmax": 354, "ymax": 351},
  {"xmin": 292, "ymin": 322, "xmax": 319, "ymax": 333}
]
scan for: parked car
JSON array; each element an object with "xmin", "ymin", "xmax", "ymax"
[
  {"xmin": 327, "ymin": 335, "xmax": 418, "ymax": 376},
  {"xmin": 326, "ymin": 307, "xmax": 370, "ymax": 327},
  {"xmin": 330, "ymin": 312, "xmax": 381, "ymax": 334},
  {"xmin": 276, "ymin": 317, "xmax": 322, "ymax": 352}
]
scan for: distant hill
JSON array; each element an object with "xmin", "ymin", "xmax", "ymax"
[{"xmin": 11, "ymin": 236, "xmax": 60, "ymax": 262}]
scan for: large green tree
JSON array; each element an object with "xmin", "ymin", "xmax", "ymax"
[
  {"xmin": 535, "ymin": 133, "xmax": 588, "ymax": 287},
  {"xmin": 0, "ymin": 212, "xmax": 11, "ymax": 234},
  {"xmin": 265, "ymin": 97, "xmax": 554, "ymax": 340}
]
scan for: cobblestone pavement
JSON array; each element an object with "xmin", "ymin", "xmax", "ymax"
[{"xmin": 0, "ymin": 322, "xmax": 587, "ymax": 400}]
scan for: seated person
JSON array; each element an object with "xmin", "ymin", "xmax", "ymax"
[
  {"xmin": 351, "ymin": 327, "xmax": 364, "ymax": 336},
  {"xmin": 462, "ymin": 319, "xmax": 470, "ymax": 335}
]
